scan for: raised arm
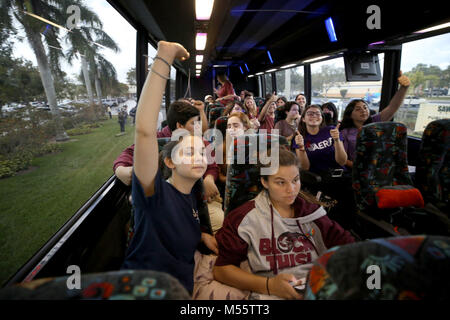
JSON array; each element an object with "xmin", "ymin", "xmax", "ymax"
[
  {"xmin": 379, "ymin": 71, "xmax": 410, "ymax": 122},
  {"xmin": 134, "ymin": 41, "xmax": 189, "ymax": 196},
  {"xmin": 193, "ymin": 100, "xmax": 209, "ymax": 133},
  {"xmin": 294, "ymin": 131, "xmax": 310, "ymax": 170},
  {"xmin": 258, "ymin": 94, "xmax": 276, "ymax": 122},
  {"xmin": 330, "ymin": 124, "xmax": 347, "ymax": 166}
]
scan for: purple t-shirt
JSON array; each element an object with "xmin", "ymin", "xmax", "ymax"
[
  {"xmin": 341, "ymin": 113, "xmax": 382, "ymax": 161},
  {"xmin": 304, "ymin": 125, "xmax": 344, "ymax": 174}
]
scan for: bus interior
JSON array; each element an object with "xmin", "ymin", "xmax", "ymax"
[{"xmin": 2, "ymin": 0, "xmax": 450, "ymax": 299}]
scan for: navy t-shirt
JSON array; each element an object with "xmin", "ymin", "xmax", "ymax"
[
  {"xmin": 121, "ymin": 170, "xmax": 201, "ymax": 293},
  {"xmin": 304, "ymin": 125, "xmax": 345, "ymax": 174}
]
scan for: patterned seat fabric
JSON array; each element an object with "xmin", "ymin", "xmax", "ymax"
[
  {"xmin": 305, "ymin": 235, "xmax": 450, "ymax": 300},
  {"xmin": 415, "ymin": 119, "xmax": 450, "ymax": 214},
  {"xmin": 208, "ymin": 107, "xmax": 225, "ymax": 128},
  {"xmin": 254, "ymin": 97, "xmax": 265, "ymax": 110},
  {"xmin": 206, "ymin": 102, "xmax": 222, "ymax": 120},
  {"xmin": 352, "ymin": 122, "xmax": 413, "ymax": 213},
  {"xmin": 223, "ymin": 134, "xmax": 288, "ymax": 216},
  {"xmin": 0, "ymin": 270, "xmax": 191, "ymax": 300}
]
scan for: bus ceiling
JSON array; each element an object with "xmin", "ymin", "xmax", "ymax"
[{"xmin": 106, "ymin": 0, "xmax": 450, "ymax": 78}]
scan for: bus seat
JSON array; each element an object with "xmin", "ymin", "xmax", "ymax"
[
  {"xmin": 353, "ymin": 122, "xmax": 413, "ymax": 212},
  {"xmin": 253, "ymin": 97, "xmax": 265, "ymax": 110},
  {"xmin": 0, "ymin": 270, "xmax": 191, "ymax": 300},
  {"xmin": 415, "ymin": 119, "xmax": 450, "ymax": 215},
  {"xmin": 208, "ymin": 107, "xmax": 225, "ymax": 128},
  {"xmin": 214, "ymin": 116, "xmax": 228, "ymax": 137},
  {"xmin": 305, "ymin": 235, "xmax": 450, "ymax": 300},
  {"xmin": 352, "ymin": 122, "xmax": 427, "ymax": 238},
  {"xmin": 223, "ymin": 134, "xmax": 288, "ymax": 216},
  {"xmin": 206, "ymin": 102, "xmax": 222, "ymax": 120}
]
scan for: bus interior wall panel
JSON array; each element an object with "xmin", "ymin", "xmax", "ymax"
[
  {"xmin": 136, "ymin": 29, "xmax": 149, "ymax": 101},
  {"xmin": 379, "ymin": 49, "xmax": 402, "ymax": 112},
  {"xmin": 5, "ymin": 178, "xmax": 131, "ymax": 285}
]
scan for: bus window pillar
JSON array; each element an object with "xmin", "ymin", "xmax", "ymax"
[
  {"xmin": 304, "ymin": 64, "xmax": 312, "ymax": 106},
  {"xmin": 380, "ymin": 47, "xmax": 402, "ymax": 113}
]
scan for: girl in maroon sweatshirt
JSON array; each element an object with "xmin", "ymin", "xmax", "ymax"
[{"xmin": 213, "ymin": 148, "xmax": 354, "ymax": 299}]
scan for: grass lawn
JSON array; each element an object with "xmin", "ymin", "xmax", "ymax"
[{"xmin": 0, "ymin": 117, "xmax": 135, "ymax": 286}]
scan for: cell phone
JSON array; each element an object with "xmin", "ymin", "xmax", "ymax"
[
  {"xmin": 331, "ymin": 168, "xmax": 344, "ymax": 177},
  {"xmin": 290, "ymin": 279, "xmax": 306, "ymax": 294}
]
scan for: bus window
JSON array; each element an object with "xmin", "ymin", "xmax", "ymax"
[
  {"xmin": 311, "ymin": 55, "xmax": 384, "ymax": 120},
  {"xmin": 397, "ymin": 33, "xmax": 450, "ymax": 137},
  {"xmin": 264, "ymin": 73, "xmax": 273, "ymax": 96},
  {"xmin": 276, "ymin": 66, "xmax": 304, "ymax": 100},
  {"xmin": 0, "ymin": 1, "xmax": 137, "ymax": 285}
]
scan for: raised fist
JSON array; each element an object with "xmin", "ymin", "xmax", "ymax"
[{"xmin": 398, "ymin": 71, "xmax": 410, "ymax": 87}]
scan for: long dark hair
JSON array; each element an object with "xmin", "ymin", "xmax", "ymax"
[
  {"xmin": 321, "ymin": 102, "xmax": 338, "ymax": 126},
  {"xmin": 259, "ymin": 148, "xmax": 330, "ymax": 207},
  {"xmin": 340, "ymin": 99, "xmax": 372, "ymax": 130},
  {"xmin": 298, "ymin": 104, "xmax": 325, "ymax": 137}
]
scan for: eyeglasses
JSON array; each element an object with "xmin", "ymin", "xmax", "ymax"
[{"xmin": 305, "ymin": 111, "xmax": 321, "ymax": 117}]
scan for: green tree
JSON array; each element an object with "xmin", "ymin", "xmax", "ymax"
[
  {"xmin": 65, "ymin": 18, "xmax": 120, "ymax": 117},
  {"xmin": 126, "ymin": 67, "xmax": 136, "ymax": 86}
]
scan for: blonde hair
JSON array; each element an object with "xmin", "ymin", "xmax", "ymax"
[{"xmin": 228, "ymin": 112, "xmax": 251, "ymax": 130}]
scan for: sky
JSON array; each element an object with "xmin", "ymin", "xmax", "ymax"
[
  {"xmin": 9, "ymin": 1, "xmax": 450, "ymax": 83},
  {"xmin": 11, "ymin": 0, "xmax": 156, "ymax": 84}
]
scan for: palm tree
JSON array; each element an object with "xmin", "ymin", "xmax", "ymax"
[
  {"xmin": 65, "ymin": 23, "xmax": 120, "ymax": 119},
  {"xmin": 3, "ymin": 0, "xmax": 106, "ymax": 140}
]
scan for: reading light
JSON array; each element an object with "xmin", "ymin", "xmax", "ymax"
[
  {"xmin": 196, "ymin": 33, "xmax": 207, "ymax": 50},
  {"xmin": 267, "ymin": 51, "xmax": 274, "ymax": 64},
  {"xmin": 281, "ymin": 64, "xmax": 296, "ymax": 69},
  {"xmin": 196, "ymin": 55, "xmax": 204, "ymax": 63},
  {"xmin": 415, "ymin": 21, "xmax": 450, "ymax": 33},
  {"xmin": 248, "ymin": 75, "xmax": 254, "ymax": 78},
  {"xmin": 369, "ymin": 40, "xmax": 385, "ymax": 46},
  {"xmin": 266, "ymin": 68, "xmax": 277, "ymax": 73},
  {"xmin": 255, "ymin": 72, "xmax": 264, "ymax": 76},
  {"xmin": 325, "ymin": 17, "xmax": 337, "ymax": 42},
  {"xmin": 303, "ymin": 55, "xmax": 330, "ymax": 63},
  {"xmin": 196, "ymin": 64, "xmax": 202, "ymax": 69},
  {"xmin": 196, "ymin": 0, "xmax": 214, "ymax": 20}
]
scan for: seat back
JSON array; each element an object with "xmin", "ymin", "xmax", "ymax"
[
  {"xmin": 208, "ymin": 107, "xmax": 225, "ymax": 128},
  {"xmin": 415, "ymin": 119, "xmax": 450, "ymax": 213},
  {"xmin": 223, "ymin": 134, "xmax": 288, "ymax": 215},
  {"xmin": 206, "ymin": 102, "xmax": 221, "ymax": 120},
  {"xmin": 352, "ymin": 122, "xmax": 413, "ymax": 212},
  {"xmin": 254, "ymin": 97, "xmax": 265, "ymax": 110}
]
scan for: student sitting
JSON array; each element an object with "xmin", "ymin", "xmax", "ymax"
[
  {"xmin": 257, "ymin": 95, "xmax": 277, "ymax": 134},
  {"xmin": 213, "ymin": 148, "xmax": 354, "ymax": 300},
  {"xmin": 295, "ymin": 104, "xmax": 347, "ymax": 175},
  {"xmin": 217, "ymin": 112, "xmax": 254, "ymax": 185},
  {"xmin": 113, "ymin": 102, "xmax": 224, "ymax": 234},
  {"xmin": 321, "ymin": 102, "xmax": 339, "ymax": 126},
  {"xmin": 121, "ymin": 41, "xmax": 217, "ymax": 295},
  {"xmin": 274, "ymin": 101, "xmax": 301, "ymax": 148},
  {"xmin": 295, "ymin": 105, "xmax": 352, "ymax": 228},
  {"xmin": 243, "ymin": 96, "xmax": 260, "ymax": 129},
  {"xmin": 340, "ymin": 72, "xmax": 410, "ymax": 168}
]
